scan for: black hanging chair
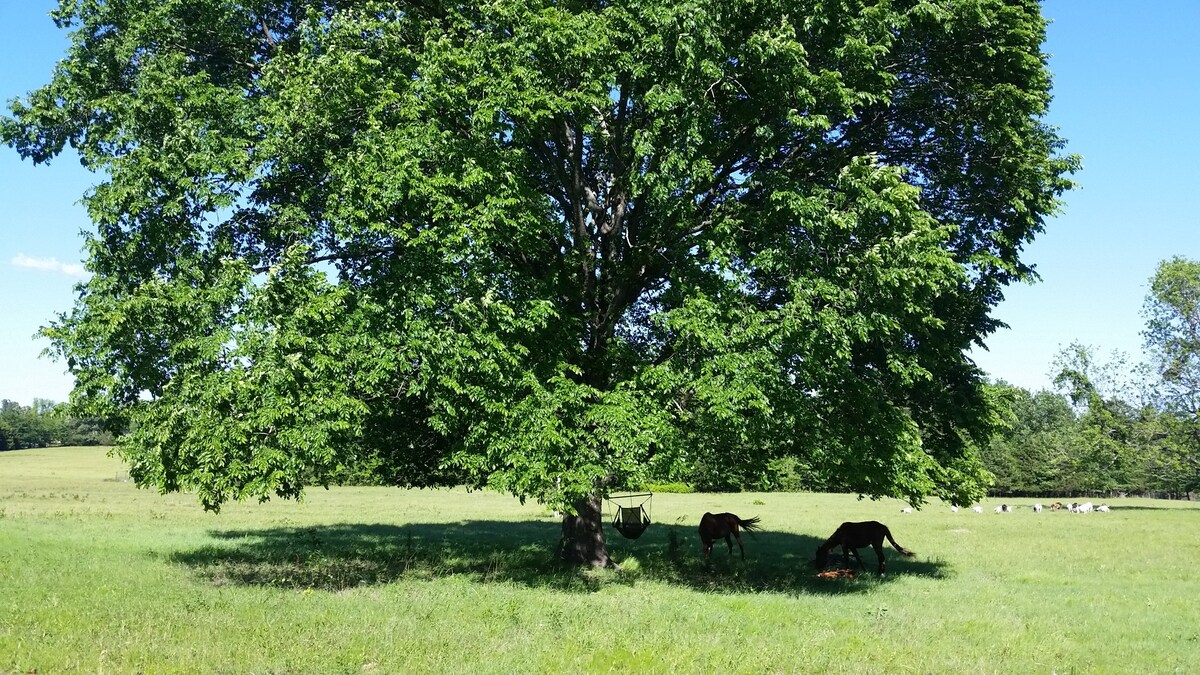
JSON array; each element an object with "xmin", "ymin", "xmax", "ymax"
[{"xmin": 607, "ymin": 492, "xmax": 652, "ymax": 539}]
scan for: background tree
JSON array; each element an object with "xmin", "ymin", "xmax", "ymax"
[
  {"xmin": 1052, "ymin": 344, "xmax": 1154, "ymax": 495},
  {"xmin": 0, "ymin": 398, "xmax": 113, "ymax": 449},
  {"xmin": 4, "ymin": 0, "xmax": 1075, "ymax": 565},
  {"xmin": 982, "ymin": 382, "xmax": 1078, "ymax": 495},
  {"xmin": 1142, "ymin": 257, "xmax": 1200, "ymax": 495},
  {"xmin": 0, "ymin": 399, "xmax": 51, "ymax": 449}
]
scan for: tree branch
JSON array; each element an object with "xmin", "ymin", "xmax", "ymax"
[{"xmin": 249, "ymin": 244, "xmax": 405, "ymax": 274}]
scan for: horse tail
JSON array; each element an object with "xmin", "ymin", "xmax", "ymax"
[
  {"xmin": 884, "ymin": 526, "xmax": 915, "ymax": 557},
  {"xmin": 736, "ymin": 515, "xmax": 762, "ymax": 537}
]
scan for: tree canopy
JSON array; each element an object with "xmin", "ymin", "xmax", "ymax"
[{"xmin": 4, "ymin": 0, "xmax": 1076, "ymax": 563}]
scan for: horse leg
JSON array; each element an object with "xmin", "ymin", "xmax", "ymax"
[
  {"xmin": 733, "ymin": 531, "xmax": 746, "ymax": 560},
  {"xmin": 724, "ymin": 533, "xmax": 734, "ymax": 557},
  {"xmin": 873, "ymin": 542, "xmax": 886, "ymax": 576}
]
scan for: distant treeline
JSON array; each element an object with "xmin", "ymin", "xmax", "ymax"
[
  {"xmin": 0, "ymin": 399, "xmax": 115, "ymax": 450},
  {"xmin": 979, "ymin": 376, "xmax": 1198, "ymax": 500}
]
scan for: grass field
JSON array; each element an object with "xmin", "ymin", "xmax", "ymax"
[{"xmin": 2, "ymin": 446, "xmax": 1197, "ymax": 674}]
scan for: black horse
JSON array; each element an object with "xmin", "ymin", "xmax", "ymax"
[
  {"xmin": 698, "ymin": 512, "xmax": 762, "ymax": 560},
  {"xmin": 813, "ymin": 521, "xmax": 914, "ymax": 576}
]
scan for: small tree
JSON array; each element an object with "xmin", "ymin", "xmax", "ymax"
[{"xmin": 5, "ymin": 0, "xmax": 1075, "ymax": 565}]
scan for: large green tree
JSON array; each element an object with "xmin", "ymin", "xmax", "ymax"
[{"xmin": 4, "ymin": 0, "xmax": 1075, "ymax": 565}]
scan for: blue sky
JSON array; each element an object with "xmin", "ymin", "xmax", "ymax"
[{"xmin": 2, "ymin": 1, "xmax": 1198, "ymax": 406}]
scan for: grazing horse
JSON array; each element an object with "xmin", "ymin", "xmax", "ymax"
[
  {"xmin": 698, "ymin": 512, "xmax": 762, "ymax": 560},
  {"xmin": 813, "ymin": 521, "xmax": 915, "ymax": 576}
]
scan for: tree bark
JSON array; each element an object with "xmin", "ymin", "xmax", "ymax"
[{"xmin": 558, "ymin": 492, "xmax": 614, "ymax": 568}]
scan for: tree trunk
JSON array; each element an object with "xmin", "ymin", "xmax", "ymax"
[{"xmin": 558, "ymin": 492, "xmax": 614, "ymax": 568}]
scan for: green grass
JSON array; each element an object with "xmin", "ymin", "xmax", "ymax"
[{"xmin": 2, "ymin": 447, "xmax": 1198, "ymax": 673}]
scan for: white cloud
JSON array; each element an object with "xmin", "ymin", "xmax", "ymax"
[{"xmin": 11, "ymin": 254, "xmax": 88, "ymax": 278}]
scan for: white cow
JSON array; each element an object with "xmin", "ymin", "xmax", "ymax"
[
  {"xmin": 1033, "ymin": 503, "xmax": 1043, "ymax": 512},
  {"xmin": 1096, "ymin": 504, "xmax": 1110, "ymax": 512},
  {"xmin": 972, "ymin": 506, "xmax": 983, "ymax": 513},
  {"xmin": 901, "ymin": 507, "xmax": 913, "ymax": 514},
  {"xmin": 994, "ymin": 505, "xmax": 1004, "ymax": 513},
  {"xmin": 950, "ymin": 505, "xmax": 958, "ymax": 513},
  {"xmin": 1076, "ymin": 501, "xmax": 1094, "ymax": 513}
]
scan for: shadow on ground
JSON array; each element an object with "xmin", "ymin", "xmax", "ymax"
[{"xmin": 169, "ymin": 519, "xmax": 949, "ymax": 595}]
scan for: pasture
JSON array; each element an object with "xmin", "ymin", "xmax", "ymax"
[{"xmin": 1, "ymin": 447, "xmax": 1197, "ymax": 673}]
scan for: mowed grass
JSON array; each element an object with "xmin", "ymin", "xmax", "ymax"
[{"xmin": 2, "ymin": 447, "xmax": 1198, "ymax": 674}]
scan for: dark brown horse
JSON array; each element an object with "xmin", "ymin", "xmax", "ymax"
[
  {"xmin": 813, "ymin": 521, "xmax": 914, "ymax": 576},
  {"xmin": 698, "ymin": 512, "xmax": 762, "ymax": 560}
]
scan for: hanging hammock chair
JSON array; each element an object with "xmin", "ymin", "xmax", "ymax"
[{"xmin": 607, "ymin": 492, "xmax": 653, "ymax": 539}]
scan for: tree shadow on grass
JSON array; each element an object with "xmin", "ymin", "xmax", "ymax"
[{"xmin": 169, "ymin": 519, "xmax": 950, "ymax": 596}]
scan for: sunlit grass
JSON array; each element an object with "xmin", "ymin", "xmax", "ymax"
[{"xmin": 2, "ymin": 446, "xmax": 1197, "ymax": 673}]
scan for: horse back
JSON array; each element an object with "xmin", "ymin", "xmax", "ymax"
[
  {"xmin": 698, "ymin": 512, "xmax": 724, "ymax": 539},
  {"xmin": 698, "ymin": 512, "xmax": 748, "ymax": 539},
  {"xmin": 834, "ymin": 520, "xmax": 889, "ymax": 548}
]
